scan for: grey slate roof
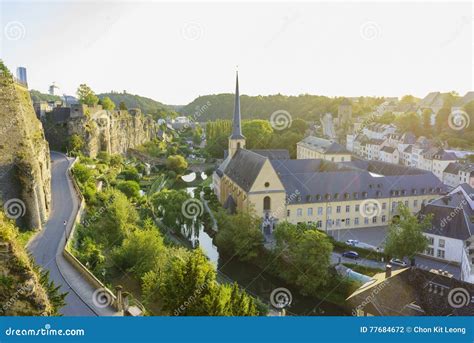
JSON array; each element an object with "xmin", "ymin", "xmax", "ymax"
[
  {"xmin": 298, "ymin": 136, "xmax": 349, "ymax": 154},
  {"xmin": 443, "ymin": 162, "xmax": 461, "ymax": 175},
  {"xmin": 271, "ymin": 159, "xmax": 444, "ymax": 204},
  {"xmin": 381, "ymin": 146, "xmax": 396, "ymax": 153},
  {"xmin": 251, "ymin": 149, "xmax": 290, "ymax": 160},
  {"xmin": 420, "ymin": 186, "xmax": 474, "ymax": 240},
  {"xmin": 229, "ymin": 72, "xmax": 245, "ymax": 140},
  {"xmin": 347, "ymin": 268, "xmax": 474, "ymax": 316},
  {"xmin": 223, "ymin": 149, "xmax": 267, "ymax": 192}
]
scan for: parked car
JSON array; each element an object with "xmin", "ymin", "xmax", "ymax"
[
  {"xmin": 342, "ymin": 251, "xmax": 359, "ymax": 259},
  {"xmin": 389, "ymin": 258, "xmax": 408, "ymax": 267},
  {"xmin": 346, "ymin": 239, "xmax": 359, "ymax": 246}
]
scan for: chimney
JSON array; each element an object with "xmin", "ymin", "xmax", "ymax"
[{"xmin": 385, "ymin": 264, "xmax": 392, "ymax": 279}]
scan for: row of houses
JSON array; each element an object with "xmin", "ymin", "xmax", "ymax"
[{"xmin": 346, "ymin": 123, "xmax": 474, "ymax": 189}]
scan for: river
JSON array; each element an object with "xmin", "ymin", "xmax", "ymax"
[{"xmin": 182, "ymin": 186, "xmax": 346, "ymax": 316}]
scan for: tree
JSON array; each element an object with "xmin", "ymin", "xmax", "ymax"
[
  {"xmin": 116, "ymin": 180, "xmax": 140, "ymax": 199},
  {"xmin": 384, "ymin": 205, "xmax": 431, "ymax": 262},
  {"xmin": 166, "ymin": 155, "xmax": 188, "ymax": 174},
  {"xmin": 77, "ymin": 84, "xmax": 99, "ymax": 106},
  {"xmin": 377, "ymin": 112, "xmax": 396, "ymax": 125},
  {"xmin": 400, "ymin": 95, "xmax": 417, "ymax": 105},
  {"xmin": 119, "ymin": 101, "xmax": 127, "ymax": 110},
  {"xmin": 273, "ymin": 222, "xmax": 332, "ymax": 295},
  {"xmin": 242, "ymin": 120, "xmax": 273, "ymax": 149},
  {"xmin": 395, "ymin": 112, "xmax": 422, "ymax": 136},
  {"xmin": 120, "ymin": 166, "xmax": 140, "ymax": 182},
  {"xmin": 101, "ymin": 96, "xmax": 116, "ymax": 110},
  {"xmin": 72, "ymin": 162, "xmax": 95, "ymax": 184},
  {"xmin": 113, "ymin": 223, "xmax": 167, "ymax": 278},
  {"xmin": 215, "ymin": 210, "xmax": 263, "ymax": 261},
  {"xmin": 289, "ymin": 118, "xmax": 309, "ymax": 135},
  {"xmin": 151, "ymin": 189, "xmax": 191, "ymax": 229},
  {"xmin": 68, "ymin": 134, "xmax": 85, "ymax": 154}
]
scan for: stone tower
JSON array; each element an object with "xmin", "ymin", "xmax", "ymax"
[
  {"xmin": 338, "ymin": 98, "xmax": 352, "ymax": 127},
  {"xmin": 228, "ymin": 72, "xmax": 246, "ymax": 158}
]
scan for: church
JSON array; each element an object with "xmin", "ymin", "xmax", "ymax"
[{"xmin": 212, "ymin": 74, "xmax": 446, "ymax": 232}]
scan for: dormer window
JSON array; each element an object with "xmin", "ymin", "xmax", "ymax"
[
  {"xmin": 362, "ymin": 192, "xmax": 368, "ymax": 198},
  {"xmin": 306, "ymin": 195, "xmax": 312, "ymax": 202},
  {"xmin": 334, "ymin": 193, "xmax": 339, "ymax": 200},
  {"xmin": 344, "ymin": 193, "xmax": 350, "ymax": 200},
  {"xmin": 316, "ymin": 194, "xmax": 322, "ymax": 201},
  {"xmin": 353, "ymin": 192, "xmax": 359, "ymax": 199},
  {"xmin": 325, "ymin": 193, "xmax": 331, "ymax": 200}
]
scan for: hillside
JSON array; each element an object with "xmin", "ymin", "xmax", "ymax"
[
  {"xmin": 179, "ymin": 93, "xmax": 385, "ymax": 122},
  {"xmin": 29, "ymin": 90, "xmax": 62, "ymax": 103},
  {"xmin": 0, "ymin": 212, "xmax": 59, "ymax": 315},
  {"xmin": 98, "ymin": 92, "xmax": 173, "ymax": 115}
]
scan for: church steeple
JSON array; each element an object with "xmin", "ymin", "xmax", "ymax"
[{"xmin": 228, "ymin": 71, "xmax": 246, "ymax": 157}]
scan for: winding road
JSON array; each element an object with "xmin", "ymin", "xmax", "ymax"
[{"xmin": 27, "ymin": 152, "xmax": 116, "ymax": 316}]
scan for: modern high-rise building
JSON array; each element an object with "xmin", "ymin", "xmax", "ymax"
[{"xmin": 16, "ymin": 67, "xmax": 27, "ymax": 85}]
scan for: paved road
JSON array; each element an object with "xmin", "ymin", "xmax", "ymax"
[{"xmin": 28, "ymin": 152, "xmax": 116, "ymax": 316}]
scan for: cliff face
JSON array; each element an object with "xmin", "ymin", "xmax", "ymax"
[
  {"xmin": 45, "ymin": 105, "xmax": 157, "ymax": 158},
  {"xmin": 0, "ymin": 212, "xmax": 54, "ymax": 315},
  {"xmin": 0, "ymin": 69, "xmax": 51, "ymax": 230}
]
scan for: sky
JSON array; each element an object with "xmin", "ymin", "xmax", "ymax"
[{"xmin": 1, "ymin": 1, "xmax": 473, "ymax": 105}]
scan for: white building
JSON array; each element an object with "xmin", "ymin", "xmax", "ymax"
[{"xmin": 419, "ymin": 184, "xmax": 474, "ymax": 283}]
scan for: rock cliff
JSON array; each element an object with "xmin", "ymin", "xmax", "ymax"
[
  {"xmin": 0, "ymin": 65, "xmax": 51, "ymax": 230},
  {"xmin": 44, "ymin": 105, "xmax": 158, "ymax": 158}
]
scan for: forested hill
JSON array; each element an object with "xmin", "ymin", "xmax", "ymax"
[
  {"xmin": 98, "ymin": 92, "xmax": 173, "ymax": 114},
  {"xmin": 179, "ymin": 93, "xmax": 385, "ymax": 121}
]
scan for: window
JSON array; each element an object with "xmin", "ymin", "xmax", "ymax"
[
  {"xmin": 341, "ymin": 157, "xmax": 345, "ymax": 162},
  {"xmin": 414, "ymin": 200, "xmax": 418, "ymax": 207},
  {"xmin": 307, "ymin": 208, "xmax": 313, "ymax": 216},
  {"xmin": 297, "ymin": 208, "xmax": 302, "ymax": 217},
  {"xmin": 355, "ymin": 218, "xmax": 359, "ymax": 225},
  {"xmin": 364, "ymin": 217, "xmax": 369, "ymax": 225},
  {"xmin": 392, "ymin": 202, "xmax": 397, "ymax": 212},
  {"xmin": 372, "ymin": 216, "xmax": 377, "ymax": 224},
  {"xmin": 355, "ymin": 204, "xmax": 360, "ymax": 212},
  {"xmin": 317, "ymin": 207, "xmax": 323, "ymax": 215},
  {"xmin": 382, "ymin": 215, "xmax": 386, "ymax": 223},
  {"xmin": 264, "ymin": 182, "xmax": 270, "ymax": 188},
  {"xmin": 439, "ymin": 239, "xmax": 445, "ymax": 248},
  {"xmin": 336, "ymin": 206, "xmax": 341, "ymax": 213},
  {"xmin": 346, "ymin": 218, "xmax": 350, "ymax": 226},
  {"xmin": 316, "ymin": 220, "xmax": 322, "ymax": 228},
  {"xmin": 336, "ymin": 219, "xmax": 341, "ymax": 227},
  {"xmin": 428, "ymin": 237, "xmax": 434, "ymax": 245},
  {"xmin": 437, "ymin": 249, "xmax": 445, "ymax": 259},
  {"xmin": 263, "ymin": 196, "xmax": 271, "ymax": 211},
  {"xmin": 346, "ymin": 205, "xmax": 350, "ymax": 213},
  {"xmin": 382, "ymin": 202, "xmax": 386, "ymax": 210},
  {"xmin": 405, "ymin": 201, "xmax": 409, "ymax": 207},
  {"xmin": 426, "ymin": 247, "xmax": 434, "ymax": 256},
  {"xmin": 327, "ymin": 219, "xmax": 333, "ymax": 228},
  {"xmin": 327, "ymin": 206, "xmax": 332, "ymax": 215},
  {"xmin": 287, "ymin": 209, "xmax": 290, "ymax": 217}
]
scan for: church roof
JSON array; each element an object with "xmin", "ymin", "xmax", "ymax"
[
  {"xmin": 223, "ymin": 149, "xmax": 267, "ymax": 192},
  {"xmin": 298, "ymin": 136, "xmax": 349, "ymax": 154}
]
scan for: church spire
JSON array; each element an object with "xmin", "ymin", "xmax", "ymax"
[{"xmin": 230, "ymin": 71, "xmax": 245, "ymax": 139}]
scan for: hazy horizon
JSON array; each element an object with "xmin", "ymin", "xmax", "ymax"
[{"xmin": 1, "ymin": 1, "xmax": 473, "ymax": 105}]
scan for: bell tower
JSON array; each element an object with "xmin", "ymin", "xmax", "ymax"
[{"xmin": 228, "ymin": 72, "xmax": 246, "ymax": 158}]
